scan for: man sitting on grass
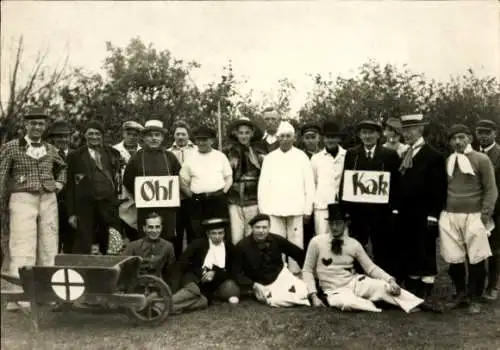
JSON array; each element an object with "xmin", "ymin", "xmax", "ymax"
[
  {"xmin": 303, "ymin": 203, "xmax": 424, "ymax": 313},
  {"xmin": 232, "ymin": 214, "xmax": 310, "ymax": 307},
  {"xmin": 123, "ymin": 212, "xmax": 176, "ymax": 280}
]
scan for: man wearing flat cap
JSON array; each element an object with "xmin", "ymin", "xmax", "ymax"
[
  {"xmin": 232, "ymin": 214, "xmax": 310, "ymax": 307},
  {"xmin": 258, "ymin": 121, "xmax": 315, "ymax": 274},
  {"xmin": 0, "ymin": 107, "xmax": 66, "ymax": 310},
  {"xmin": 224, "ymin": 117, "xmax": 265, "ymax": 245},
  {"xmin": 300, "ymin": 123, "xmax": 322, "ymax": 159},
  {"xmin": 340, "ymin": 119, "xmax": 401, "ymax": 278},
  {"xmin": 123, "ymin": 120, "xmax": 181, "ymax": 245},
  {"xmin": 394, "ymin": 114, "xmax": 447, "ymax": 312},
  {"xmin": 475, "ymin": 119, "xmax": 500, "ymax": 301},
  {"xmin": 180, "ymin": 125, "xmax": 233, "ymax": 242},
  {"xmin": 440, "ymin": 124, "xmax": 497, "ymax": 314},
  {"xmin": 66, "ymin": 120, "xmax": 123, "ymax": 255}
]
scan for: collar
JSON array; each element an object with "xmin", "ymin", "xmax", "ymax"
[
  {"xmin": 25, "ymin": 135, "xmax": 42, "ymax": 146},
  {"xmin": 481, "ymin": 143, "xmax": 496, "ymax": 153},
  {"xmin": 409, "ymin": 137, "xmax": 425, "ymax": 149},
  {"xmin": 322, "ymin": 146, "xmax": 345, "ymax": 156},
  {"xmin": 364, "ymin": 145, "xmax": 376, "ymax": 153},
  {"xmin": 171, "ymin": 140, "xmax": 195, "ymax": 150}
]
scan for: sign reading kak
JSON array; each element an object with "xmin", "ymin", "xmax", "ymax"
[
  {"xmin": 342, "ymin": 170, "xmax": 390, "ymax": 204},
  {"xmin": 135, "ymin": 176, "xmax": 180, "ymax": 208}
]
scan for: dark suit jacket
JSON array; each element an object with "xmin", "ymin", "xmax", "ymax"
[
  {"xmin": 65, "ymin": 145, "xmax": 122, "ymax": 217},
  {"xmin": 340, "ymin": 144, "xmax": 401, "ymax": 213},
  {"xmin": 486, "ymin": 143, "xmax": 500, "ymax": 214}
]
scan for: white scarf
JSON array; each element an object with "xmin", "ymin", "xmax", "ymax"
[
  {"xmin": 446, "ymin": 144, "xmax": 475, "ymax": 177},
  {"xmin": 25, "ymin": 136, "xmax": 47, "ymax": 160},
  {"xmin": 202, "ymin": 240, "xmax": 226, "ymax": 269}
]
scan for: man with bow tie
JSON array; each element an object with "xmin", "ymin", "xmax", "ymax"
[
  {"xmin": 475, "ymin": 119, "xmax": 500, "ymax": 301},
  {"xmin": 340, "ymin": 120, "xmax": 401, "ymax": 278},
  {"xmin": 232, "ymin": 214, "xmax": 310, "ymax": 307},
  {"xmin": 0, "ymin": 108, "xmax": 66, "ymax": 310},
  {"xmin": 394, "ymin": 114, "xmax": 448, "ymax": 312},
  {"xmin": 66, "ymin": 120, "xmax": 123, "ymax": 255},
  {"xmin": 439, "ymin": 124, "xmax": 497, "ymax": 314}
]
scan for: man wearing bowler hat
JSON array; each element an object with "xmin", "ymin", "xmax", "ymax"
[
  {"xmin": 394, "ymin": 114, "xmax": 447, "ymax": 312},
  {"xmin": 475, "ymin": 119, "xmax": 500, "ymax": 301},
  {"xmin": 123, "ymin": 120, "xmax": 181, "ymax": 244},
  {"xmin": 311, "ymin": 121, "xmax": 347, "ymax": 238},
  {"xmin": 66, "ymin": 120, "xmax": 123, "ymax": 254},
  {"xmin": 0, "ymin": 107, "xmax": 66, "ymax": 309},
  {"xmin": 340, "ymin": 119, "xmax": 401, "ymax": 279},
  {"xmin": 180, "ymin": 126, "xmax": 233, "ymax": 242},
  {"xmin": 224, "ymin": 117, "xmax": 265, "ymax": 244}
]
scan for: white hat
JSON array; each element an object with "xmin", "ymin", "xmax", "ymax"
[
  {"xmin": 276, "ymin": 121, "xmax": 295, "ymax": 136},
  {"xmin": 142, "ymin": 120, "xmax": 165, "ymax": 133},
  {"xmin": 122, "ymin": 121, "xmax": 144, "ymax": 131}
]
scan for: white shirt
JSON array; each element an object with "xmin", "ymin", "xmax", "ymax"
[
  {"xmin": 168, "ymin": 141, "xmax": 198, "ymax": 165},
  {"xmin": 481, "ymin": 143, "xmax": 496, "ymax": 153},
  {"xmin": 203, "ymin": 241, "xmax": 226, "ymax": 269},
  {"xmin": 263, "ymin": 131, "xmax": 277, "ymax": 145},
  {"xmin": 311, "ymin": 147, "xmax": 347, "ymax": 210},
  {"xmin": 112, "ymin": 141, "xmax": 141, "ymax": 164},
  {"xmin": 180, "ymin": 149, "xmax": 232, "ymax": 194},
  {"xmin": 258, "ymin": 147, "xmax": 315, "ymax": 216}
]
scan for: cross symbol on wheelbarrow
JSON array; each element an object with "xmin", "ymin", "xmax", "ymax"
[{"xmin": 50, "ymin": 269, "xmax": 85, "ymax": 301}]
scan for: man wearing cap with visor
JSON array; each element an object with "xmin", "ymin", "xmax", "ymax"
[
  {"xmin": 180, "ymin": 125, "xmax": 233, "ymax": 241},
  {"xmin": 0, "ymin": 108, "xmax": 66, "ymax": 309},
  {"xmin": 475, "ymin": 119, "xmax": 500, "ymax": 301},
  {"xmin": 394, "ymin": 114, "xmax": 447, "ymax": 312},
  {"xmin": 66, "ymin": 120, "xmax": 123, "ymax": 254},
  {"xmin": 258, "ymin": 121, "xmax": 315, "ymax": 274},
  {"xmin": 440, "ymin": 124, "xmax": 497, "ymax": 313}
]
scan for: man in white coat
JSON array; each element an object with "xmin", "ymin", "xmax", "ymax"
[{"xmin": 258, "ymin": 121, "xmax": 315, "ymax": 274}]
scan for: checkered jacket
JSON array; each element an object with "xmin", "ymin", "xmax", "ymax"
[{"xmin": 0, "ymin": 137, "xmax": 66, "ymax": 202}]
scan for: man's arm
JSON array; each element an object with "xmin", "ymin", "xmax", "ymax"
[
  {"xmin": 479, "ymin": 155, "xmax": 498, "ymax": 217},
  {"xmin": 179, "ymin": 163, "xmax": 193, "ymax": 197},
  {"xmin": 230, "ymin": 243, "xmax": 255, "ymax": 289},
  {"xmin": 52, "ymin": 146, "xmax": 67, "ymax": 187},
  {"xmin": 221, "ymin": 153, "xmax": 233, "ymax": 193},
  {"xmin": 65, "ymin": 154, "xmax": 76, "ymax": 217},
  {"xmin": 257, "ymin": 156, "xmax": 271, "ymax": 214},
  {"xmin": 0, "ymin": 145, "xmax": 13, "ymax": 206},
  {"xmin": 277, "ymin": 235, "xmax": 305, "ymax": 267},
  {"xmin": 428, "ymin": 152, "xmax": 448, "ymax": 220},
  {"xmin": 122, "ymin": 155, "xmax": 137, "ymax": 197},
  {"xmin": 302, "ymin": 239, "xmax": 319, "ymax": 294},
  {"xmin": 354, "ymin": 240, "xmax": 393, "ymax": 282},
  {"xmin": 303, "ymin": 154, "xmax": 315, "ymax": 216}
]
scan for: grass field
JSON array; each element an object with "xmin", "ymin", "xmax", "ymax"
[{"xmin": 2, "ymin": 260, "xmax": 500, "ymax": 350}]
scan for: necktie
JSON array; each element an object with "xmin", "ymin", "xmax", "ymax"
[
  {"xmin": 94, "ymin": 150, "xmax": 103, "ymax": 170},
  {"xmin": 366, "ymin": 150, "xmax": 372, "ymax": 159}
]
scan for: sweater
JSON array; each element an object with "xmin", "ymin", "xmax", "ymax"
[
  {"xmin": 302, "ymin": 234, "xmax": 392, "ymax": 294},
  {"xmin": 258, "ymin": 147, "xmax": 315, "ymax": 216},
  {"xmin": 445, "ymin": 150, "xmax": 498, "ymax": 216},
  {"xmin": 123, "ymin": 237, "xmax": 176, "ymax": 277}
]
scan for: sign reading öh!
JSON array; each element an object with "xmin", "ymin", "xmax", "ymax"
[
  {"xmin": 342, "ymin": 170, "xmax": 391, "ymax": 204},
  {"xmin": 134, "ymin": 176, "xmax": 180, "ymax": 208}
]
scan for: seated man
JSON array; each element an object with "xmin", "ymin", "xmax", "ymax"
[
  {"xmin": 123, "ymin": 212, "xmax": 176, "ymax": 280},
  {"xmin": 232, "ymin": 214, "xmax": 310, "ymax": 307},
  {"xmin": 303, "ymin": 203, "xmax": 423, "ymax": 313},
  {"xmin": 169, "ymin": 218, "xmax": 240, "ymax": 314}
]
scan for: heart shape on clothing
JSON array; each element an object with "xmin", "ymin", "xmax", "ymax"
[
  {"xmin": 322, "ymin": 258, "xmax": 333, "ymax": 266},
  {"xmin": 288, "ymin": 286, "xmax": 296, "ymax": 293}
]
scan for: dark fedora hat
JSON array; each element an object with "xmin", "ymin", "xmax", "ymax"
[
  {"xmin": 356, "ymin": 120, "xmax": 382, "ymax": 133},
  {"xmin": 448, "ymin": 124, "xmax": 472, "ymax": 139},
  {"xmin": 227, "ymin": 117, "xmax": 263, "ymax": 142},
  {"xmin": 48, "ymin": 120, "xmax": 71, "ymax": 136},
  {"xmin": 322, "ymin": 120, "xmax": 346, "ymax": 137},
  {"xmin": 300, "ymin": 123, "xmax": 322, "ymax": 136},
  {"xmin": 475, "ymin": 119, "xmax": 497, "ymax": 131},
  {"xmin": 193, "ymin": 126, "xmax": 217, "ymax": 139},
  {"xmin": 202, "ymin": 218, "xmax": 229, "ymax": 231},
  {"xmin": 326, "ymin": 203, "xmax": 348, "ymax": 222},
  {"xmin": 24, "ymin": 107, "xmax": 48, "ymax": 120}
]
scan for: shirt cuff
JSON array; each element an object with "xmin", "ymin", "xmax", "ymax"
[
  {"xmin": 427, "ymin": 216, "xmax": 438, "ymax": 223},
  {"xmin": 392, "ymin": 209, "xmax": 398, "ymax": 214}
]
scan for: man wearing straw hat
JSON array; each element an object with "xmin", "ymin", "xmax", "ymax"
[
  {"xmin": 0, "ymin": 107, "xmax": 66, "ymax": 310},
  {"xmin": 395, "ymin": 114, "xmax": 447, "ymax": 312},
  {"xmin": 123, "ymin": 120, "xmax": 181, "ymax": 245}
]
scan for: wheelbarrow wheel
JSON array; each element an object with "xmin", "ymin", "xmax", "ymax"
[{"xmin": 126, "ymin": 274, "xmax": 172, "ymax": 326}]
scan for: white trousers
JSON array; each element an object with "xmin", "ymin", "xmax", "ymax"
[
  {"xmin": 325, "ymin": 275, "xmax": 423, "ymax": 313},
  {"xmin": 7, "ymin": 192, "xmax": 59, "ymax": 279},
  {"xmin": 254, "ymin": 267, "xmax": 310, "ymax": 307},
  {"xmin": 269, "ymin": 215, "xmax": 303, "ymax": 273},
  {"xmin": 229, "ymin": 204, "xmax": 259, "ymax": 245},
  {"xmin": 314, "ymin": 209, "xmax": 330, "ymax": 236}
]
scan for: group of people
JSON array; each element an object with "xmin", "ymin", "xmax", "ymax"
[{"xmin": 0, "ymin": 106, "xmax": 498, "ymax": 316}]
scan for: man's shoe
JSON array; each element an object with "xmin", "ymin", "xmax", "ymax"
[
  {"xmin": 468, "ymin": 302, "xmax": 481, "ymax": 314},
  {"xmin": 419, "ymin": 300, "xmax": 444, "ymax": 313},
  {"xmin": 483, "ymin": 289, "xmax": 498, "ymax": 301},
  {"xmin": 445, "ymin": 293, "xmax": 469, "ymax": 309}
]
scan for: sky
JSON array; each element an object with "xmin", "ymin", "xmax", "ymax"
[{"xmin": 1, "ymin": 1, "xmax": 499, "ymax": 115}]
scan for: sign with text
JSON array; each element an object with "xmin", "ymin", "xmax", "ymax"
[
  {"xmin": 342, "ymin": 170, "xmax": 390, "ymax": 204},
  {"xmin": 134, "ymin": 176, "xmax": 180, "ymax": 208}
]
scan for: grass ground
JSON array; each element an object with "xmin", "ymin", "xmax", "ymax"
[{"xmin": 2, "ymin": 258, "xmax": 500, "ymax": 350}]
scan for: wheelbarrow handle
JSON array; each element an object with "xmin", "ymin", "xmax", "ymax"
[{"xmin": 0, "ymin": 274, "xmax": 22, "ymax": 286}]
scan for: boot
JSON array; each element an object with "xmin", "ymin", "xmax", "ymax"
[
  {"xmin": 468, "ymin": 262, "xmax": 486, "ymax": 314},
  {"xmin": 404, "ymin": 277, "xmax": 421, "ymax": 296},
  {"xmin": 418, "ymin": 281, "xmax": 443, "ymax": 313},
  {"xmin": 484, "ymin": 255, "xmax": 499, "ymax": 300},
  {"xmin": 446, "ymin": 263, "xmax": 469, "ymax": 309},
  {"xmin": 171, "ymin": 283, "xmax": 208, "ymax": 314}
]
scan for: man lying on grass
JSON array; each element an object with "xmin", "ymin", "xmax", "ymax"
[{"xmin": 303, "ymin": 203, "xmax": 424, "ymax": 313}]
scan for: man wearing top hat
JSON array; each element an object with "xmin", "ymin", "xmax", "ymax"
[
  {"xmin": 179, "ymin": 126, "xmax": 233, "ymax": 242},
  {"xmin": 340, "ymin": 119, "xmax": 401, "ymax": 278},
  {"xmin": 66, "ymin": 120, "xmax": 123, "ymax": 254},
  {"xmin": 394, "ymin": 114, "xmax": 447, "ymax": 311},
  {"xmin": 0, "ymin": 108, "xmax": 66, "ymax": 308},
  {"xmin": 475, "ymin": 119, "xmax": 500, "ymax": 300},
  {"xmin": 311, "ymin": 121, "xmax": 347, "ymax": 237},
  {"xmin": 440, "ymin": 124, "xmax": 497, "ymax": 314},
  {"xmin": 224, "ymin": 117, "xmax": 265, "ymax": 244},
  {"xmin": 382, "ymin": 117, "xmax": 409, "ymax": 158},
  {"xmin": 258, "ymin": 121, "xmax": 315, "ymax": 274},
  {"xmin": 123, "ymin": 120, "xmax": 181, "ymax": 245},
  {"xmin": 46, "ymin": 119, "xmax": 74, "ymax": 253},
  {"xmin": 255, "ymin": 107, "xmax": 281, "ymax": 154}
]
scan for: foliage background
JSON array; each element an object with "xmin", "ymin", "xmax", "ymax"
[{"xmin": 1, "ymin": 38, "xmax": 499, "ymax": 152}]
